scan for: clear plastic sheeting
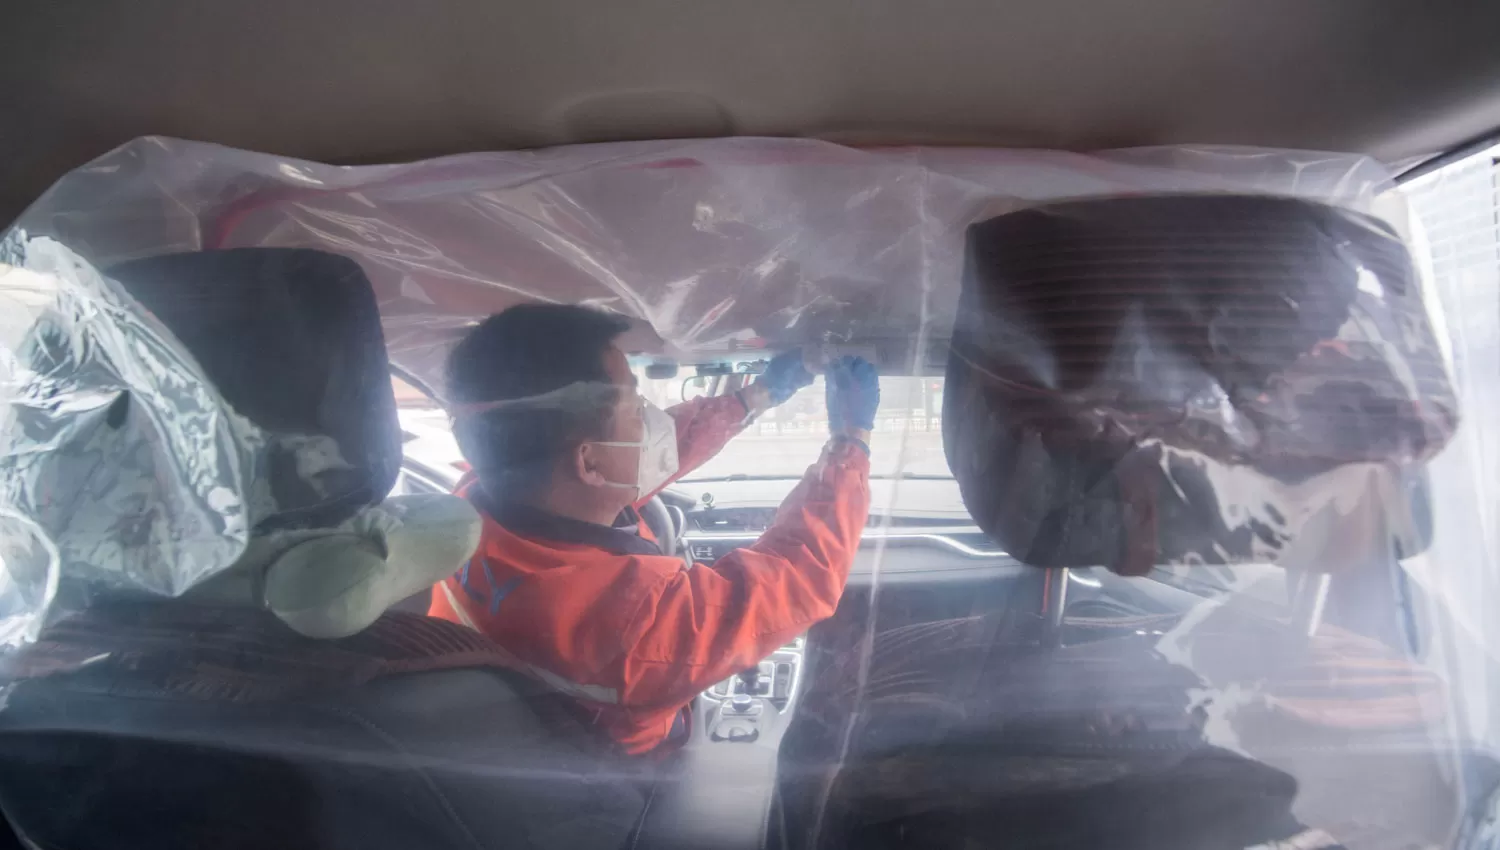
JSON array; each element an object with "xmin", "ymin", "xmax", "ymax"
[
  {"xmin": 945, "ymin": 194, "xmax": 1457, "ymax": 576},
  {"xmin": 15, "ymin": 137, "xmax": 1400, "ymax": 396},
  {"xmin": 0, "ymin": 234, "xmax": 258, "ymax": 645},
  {"xmin": 0, "ymin": 242, "xmax": 406, "ymax": 647},
  {"xmin": 0, "ymin": 136, "xmax": 1492, "ymax": 850}
]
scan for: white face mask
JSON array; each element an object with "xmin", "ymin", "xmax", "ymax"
[{"xmin": 590, "ymin": 400, "xmax": 679, "ymax": 501}]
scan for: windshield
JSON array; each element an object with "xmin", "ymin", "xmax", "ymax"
[{"xmin": 642, "ymin": 373, "xmax": 952, "ymax": 480}]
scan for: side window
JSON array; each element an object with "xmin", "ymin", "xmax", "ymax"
[
  {"xmin": 389, "ymin": 373, "xmax": 466, "ymax": 497},
  {"xmin": 1396, "ymin": 145, "xmax": 1500, "ymax": 659},
  {"xmin": 1402, "ymin": 149, "xmax": 1500, "ymax": 390},
  {"xmin": 390, "ymin": 468, "xmax": 446, "ymax": 498}
]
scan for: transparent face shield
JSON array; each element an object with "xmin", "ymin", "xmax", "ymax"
[{"xmin": 449, "ymin": 381, "xmax": 680, "ymax": 500}]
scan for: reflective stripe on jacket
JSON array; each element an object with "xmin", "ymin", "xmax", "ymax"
[{"xmin": 429, "ymin": 395, "xmax": 871, "ymax": 753}]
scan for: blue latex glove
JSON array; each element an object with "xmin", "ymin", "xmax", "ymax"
[
  {"xmin": 755, "ymin": 348, "xmax": 816, "ymax": 406},
  {"xmin": 825, "ymin": 356, "xmax": 879, "ymax": 433}
]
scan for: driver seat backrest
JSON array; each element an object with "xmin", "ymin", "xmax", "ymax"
[{"xmin": 0, "ymin": 248, "xmax": 645, "ymax": 850}]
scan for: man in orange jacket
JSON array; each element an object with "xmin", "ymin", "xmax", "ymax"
[{"xmin": 429, "ymin": 304, "xmax": 877, "ymax": 754}]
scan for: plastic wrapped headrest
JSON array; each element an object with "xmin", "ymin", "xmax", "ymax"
[
  {"xmin": 107, "ymin": 248, "xmax": 403, "ymax": 531},
  {"xmin": 0, "ymin": 244, "xmax": 402, "ymax": 627},
  {"xmin": 945, "ymin": 195, "xmax": 1458, "ymax": 575}
]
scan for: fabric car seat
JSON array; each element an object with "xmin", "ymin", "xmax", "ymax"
[
  {"xmin": 0, "ymin": 248, "xmax": 645, "ymax": 850},
  {"xmin": 944, "ymin": 194, "xmax": 1458, "ymax": 575}
]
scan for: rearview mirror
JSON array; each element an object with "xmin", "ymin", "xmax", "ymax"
[{"xmin": 645, "ymin": 361, "xmax": 679, "ymax": 380}]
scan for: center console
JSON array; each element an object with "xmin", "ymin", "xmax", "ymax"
[
  {"xmin": 702, "ymin": 637, "xmax": 804, "ymax": 737},
  {"xmin": 634, "ymin": 637, "xmax": 806, "ymax": 850}
]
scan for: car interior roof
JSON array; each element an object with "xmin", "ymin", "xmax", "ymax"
[{"xmin": 4, "ymin": 0, "xmax": 1500, "ymax": 226}]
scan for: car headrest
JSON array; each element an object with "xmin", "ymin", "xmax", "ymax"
[
  {"xmin": 107, "ymin": 248, "xmax": 403, "ymax": 531},
  {"xmin": 102, "ymin": 249, "xmax": 471, "ymax": 638},
  {"xmin": 945, "ymin": 195, "xmax": 1458, "ymax": 575},
  {"xmin": 0, "ymin": 244, "xmax": 463, "ymax": 641}
]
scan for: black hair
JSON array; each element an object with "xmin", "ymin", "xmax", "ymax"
[{"xmin": 446, "ymin": 304, "xmax": 632, "ymax": 496}]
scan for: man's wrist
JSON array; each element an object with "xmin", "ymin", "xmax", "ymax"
[
  {"xmin": 831, "ymin": 428, "xmax": 872, "ymax": 455},
  {"xmin": 837, "ymin": 427, "xmax": 872, "ymax": 443},
  {"xmin": 740, "ymin": 383, "xmax": 773, "ymax": 416}
]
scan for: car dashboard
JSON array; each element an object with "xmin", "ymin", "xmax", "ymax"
[{"xmin": 683, "ymin": 503, "xmax": 1023, "ymax": 584}]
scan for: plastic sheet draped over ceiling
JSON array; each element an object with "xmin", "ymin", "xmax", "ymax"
[{"xmin": 13, "ymin": 137, "xmax": 1400, "ymax": 397}]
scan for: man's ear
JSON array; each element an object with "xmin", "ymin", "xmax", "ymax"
[{"xmin": 573, "ymin": 442, "xmax": 607, "ymax": 487}]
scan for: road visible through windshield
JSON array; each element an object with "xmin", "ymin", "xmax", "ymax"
[
  {"xmin": 645, "ymin": 374, "xmax": 953, "ymax": 480},
  {"xmin": 396, "ymin": 373, "xmax": 953, "ymax": 481},
  {"xmin": 684, "ymin": 429, "xmax": 950, "ymax": 480}
]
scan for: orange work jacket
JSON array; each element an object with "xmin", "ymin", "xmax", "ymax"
[{"xmin": 429, "ymin": 394, "xmax": 871, "ymax": 753}]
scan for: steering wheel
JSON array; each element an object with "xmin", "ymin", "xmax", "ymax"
[{"xmin": 638, "ymin": 495, "xmax": 681, "ymax": 558}]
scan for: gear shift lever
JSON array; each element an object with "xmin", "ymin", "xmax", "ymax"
[{"xmin": 737, "ymin": 667, "xmax": 759, "ymax": 694}]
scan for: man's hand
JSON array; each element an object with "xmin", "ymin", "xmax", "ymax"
[
  {"xmin": 751, "ymin": 348, "xmax": 818, "ymax": 410},
  {"xmin": 825, "ymin": 356, "xmax": 879, "ymax": 445}
]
